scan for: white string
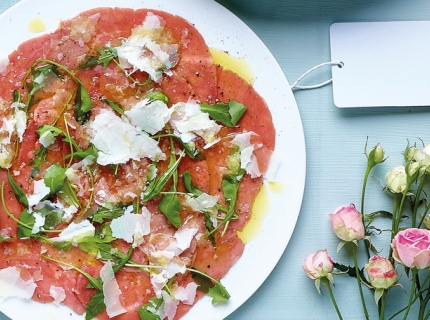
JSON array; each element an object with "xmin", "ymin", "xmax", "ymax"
[{"xmin": 290, "ymin": 61, "xmax": 344, "ymax": 90}]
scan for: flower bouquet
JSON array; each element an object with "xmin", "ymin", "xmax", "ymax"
[{"xmin": 303, "ymin": 142, "xmax": 430, "ymax": 320}]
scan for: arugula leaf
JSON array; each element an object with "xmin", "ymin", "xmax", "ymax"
[
  {"xmin": 18, "ymin": 209, "xmax": 35, "ymax": 238},
  {"xmin": 79, "ymin": 47, "xmax": 118, "ymax": 70},
  {"xmin": 41, "ymin": 254, "xmax": 103, "ymax": 291},
  {"xmin": 190, "ymin": 268, "xmax": 230, "ymax": 305},
  {"xmin": 74, "ymin": 84, "xmax": 93, "ymax": 124},
  {"xmin": 29, "ymin": 146, "xmax": 47, "ymax": 178},
  {"xmin": 43, "ymin": 163, "xmax": 66, "ymax": 195},
  {"xmin": 158, "ymin": 187, "xmax": 182, "ymax": 228},
  {"xmin": 143, "ymin": 152, "xmax": 185, "ymax": 202},
  {"xmin": 25, "ymin": 64, "xmax": 60, "ymax": 109},
  {"xmin": 97, "ymin": 243, "xmax": 128, "ymax": 262},
  {"xmin": 58, "ymin": 179, "xmax": 80, "ymax": 208},
  {"xmin": 92, "ymin": 206, "xmax": 125, "ymax": 224},
  {"xmin": 85, "ymin": 292, "xmax": 106, "ymax": 320},
  {"xmin": 0, "ymin": 236, "xmax": 12, "ymax": 243},
  {"xmin": 7, "ymin": 170, "xmax": 29, "ymax": 207},
  {"xmin": 78, "ymin": 224, "xmax": 116, "ymax": 256},
  {"xmin": 183, "ymin": 171, "xmax": 204, "ymax": 197},
  {"xmin": 13, "ymin": 90, "xmax": 20, "ymax": 103},
  {"xmin": 212, "ymin": 169, "xmax": 245, "ymax": 236},
  {"xmin": 138, "ymin": 297, "xmax": 163, "ymax": 320},
  {"xmin": 151, "ymin": 133, "xmax": 204, "ymax": 160},
  {"xmin": 200, "ymin": 100, "xmax": 247, "ymax": 127},
  {"xmin": 101, "ymin": 98, "xmax": 124, "ymax": 115},
  {"xmin": 145, "ymin": 91, "xmax": 169, "ymax": 104},
  {"xmin": 65, "ymin": 145, "xmax": 98, "ymax": 162},
  {"xmin": 35, "ymin": 202, "xmax": 62, "ymax": 230}
]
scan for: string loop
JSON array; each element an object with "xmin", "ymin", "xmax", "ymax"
[{"xmin": 290, "ymin": 61, "xmax": 343, "ymax": 90}]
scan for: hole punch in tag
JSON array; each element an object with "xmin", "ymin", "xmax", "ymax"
[{"xmin": 330, "ymin": 21, "xmax": 430, "ymax": 108}]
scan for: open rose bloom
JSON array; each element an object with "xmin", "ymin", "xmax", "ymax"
[
  {"xmin": 391, "ymin": 228, "xmax": 430, "ymax": 269},
  {"xmin": 329, "ymin": 205, "xmax": 365, "ymax": 242},
  {"xmin": 303, "ymin": 249, "xmax": 334, "ymax": 280},
  {"xmin": 365, "ymin": 256, "xmax": 397, "ymax": 289}
]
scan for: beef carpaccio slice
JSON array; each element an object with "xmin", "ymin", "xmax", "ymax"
[{"xmin": 0, "ymin": 6, "xmax": 275, "ymax": 320}]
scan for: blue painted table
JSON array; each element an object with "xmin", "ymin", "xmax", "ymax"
[{"xmin": 2, "ymin": 0, "xmax": 430, "ymax": 319}]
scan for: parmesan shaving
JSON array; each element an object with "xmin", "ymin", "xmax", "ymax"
[
  {"xmin": 124, "ymin": 99, "xmax": 172, "ymax": 135},
  {"xmin": 169, "ymin": 101, "xmax": 221, "ymax": 146},
  {"xmin": 27, "ymin": 179, "xmax": 51, "ymax": 208},
  {"xmin": 50, "ymin": 219, "xmax": 95, "ymax": 243},
  {"xmin": 110, "ymin": 206, "xmax": 151, "ymax": 247},
  {"xmin": 0, "ymin": 267, "xmax": 37, "ymax": 302},
  {"xmin": 116, "ymin": 13, "xmax": 178, "ymax": 83},
  {"xmin": 100, "ymin": 262, "xmax": 127, "ymax": 318},
  {"xmin": 49, "ymin": 285, "xmax": 66, "ymax": 305},
  {"xmin": 87, "ymin": 109, "xmax": 164, "ymax": 165}
]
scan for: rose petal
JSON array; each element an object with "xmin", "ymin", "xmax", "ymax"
[{"xmin": 413, "ymin": 249, "xmax": 430, "ymax": 269}]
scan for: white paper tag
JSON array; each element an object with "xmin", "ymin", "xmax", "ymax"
[{"xmin": 330, "ymin": 21, "xmax": 430, "ymax": 108}]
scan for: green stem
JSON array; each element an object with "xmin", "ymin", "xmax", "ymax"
[
  {"xmin": 403, "ymin": 269, "xmax": 418, "ymax": 319},
  {"xmin": 361, "ymin": 165, "xmax": 372, "ymax": 259},
  {"xmin": 379, "ymin": 291, "xmax": 387, "ymax": 320},
  {"xmin": 321, "ymin": 277, "xmax": 343, "ymax": 320},
  {"xmin": 413, "ymin": 176, "xmax": 427, "ymax": 228},
  {"xmin": 394, "ymin": 183, "xmax": 411, "ymax": 233},
  {"xmin": 389, "ymin": 194, "xmax": 400, "ymax": 261},
  {"xmin": 351, "ymin": 244, "xmax": 369, "ymax": 320}
]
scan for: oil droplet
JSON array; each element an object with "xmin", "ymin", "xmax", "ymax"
[
  {"xmin": 267, "ymin": 181, "xmax": 286, "ymax": 194},
  {"xmin": 28, "ymin": 17, "xmax": 47, "ymax": 33},
  {"xmin": 237, "ymin": 184, "xmax": 269, "ymax": 244},
  {"xmin": 210, "ymin": 48, "xmax": 254, "ymax": 85}
]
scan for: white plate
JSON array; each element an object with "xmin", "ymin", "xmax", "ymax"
[{"xmin": 0, "ymin": 1, "xmax": 306, "ymax": 319}]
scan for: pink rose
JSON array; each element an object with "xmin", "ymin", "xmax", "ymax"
[
  {"xmin": 329, "ymin": 205, "xmax": 365, "ymax": 242},
  {"xmin": 365, "ymin": 256, "xmax": 397, "ymax": 289},
  {"xmin": 303, "ymin": 249, "xmax": 334, "ymax": 280},
  {"xmin": 391, "ymin": 228, "xmax": 430, "ymax": 269}
]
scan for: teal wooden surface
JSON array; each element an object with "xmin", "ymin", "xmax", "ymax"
[{"xmin": 2, "ymin": 0, "xmax": 430, "ymax": 319}]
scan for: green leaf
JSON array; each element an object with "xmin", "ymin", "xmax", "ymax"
[
  {"xmin": 183, "ymin": 171, "xmax": 204, "ymax": 196},
  {"xmin": 101, "ymin": 98, "xmax": 124, "ymax": 115},
  {"xmin": 34, "ymin": 202, "xmax": 62, "ymax": 230},
  {"xmin": 145, "ymin": 91, "xmax": 169, "ymax": 104},
  {"xmin": 65, "ymin": 145, "xmax": 98, "ymax": 162},
  {"xmin": 158, "ymin": 188, "xmax": 182, "ymax": 228},
  {"xmin": 7, "ymin": 170, "xmax": 29, "ymax": 207},
  {"xmin": 333, "ymin": 262, "xmax": 372, "ymax": 287},
  {"xmin": 212, "ymin": 170, "xmax": 244, "ymax": 235},
  {"xmin": 18, "ymin": 209, "xmax": 35, "ymax": 238},
  {"xmin": 374, "ymin": 288, "xmax": 385, "ymax": 306},
  {"xmin": 58, "ymin": 179, "xmax": 80, "ymax": 208},
  {"xmin": 92, "ymin": 206, "xmax": 125, "ymax": 224},
  {"xmin": 143, "ymin": 152, "xmax": 185, "ymax": 202},
  {"xmin": 74, "ymin": 84, "xmax": 93, "ymax": 124},
  {"xmin": 27, "ymin": 64, "xmax": 60, "ymax": 103},
  {"xmin": 29, "ymin": 146, "xmax": 47, "ymax": 178},
  {"xmin": 200, "ymin": 100, "xmax": 247, "ymax": 127},
  {"xmin": 229, "ymin": 100, "xmax": 247, "ymax": 125},
  {"xmin": 191, "ymin": 269, "xmax": 230, "ymax": 305},
  {"xmin": 79, "ymin": 47, "xmax": 118, "ymax": 70},
  {"xmin": 43, "ymin": 163, "xmax": 66, "ymax": 194},
  {"xmin": 97, "ymin": 243, "xmax": 128, "ymax": 262},
  {"xmin": 85, "ymin": 292, "xmax": 106, "ymax": 320},
  {"xmin": 0, "ymin": 236, "xmax": 12, "ymax": 243},
  {"xmin": 13, "ymin": 90, "xmax": 20, "ymax": 103},
  {"xmin": 138, "ymin": 297, "xmax": 163, "ymax": 320}
]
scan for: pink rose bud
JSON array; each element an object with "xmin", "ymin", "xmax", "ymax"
[
  {"xmin": 365, "ymin": 256, "xmax": 397, "ymax": 289},
  {"xmin": 329, "ymin": 205, "xmax": 365, "ymax": 242},
  {"xmin": 303, "ymin": 249, "xmax": 334, "ymax": 280},
  {"xmin": 391, "ymin": 228, "xmax": 430, "ymax": 269}
]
